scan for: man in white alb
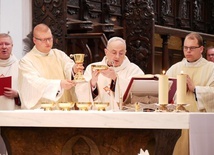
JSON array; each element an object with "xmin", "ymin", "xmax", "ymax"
[
  {"xmin": 166, "ymin": 32, "xmax": 214, "ymax": 155},
  {"xmin": 0, "ymin": 33, "xmax": 21, "ymax": 109},
  {"xmin": 84, "ymin": 37, "xmax": 145, "ymax": 110},
  {"xmin": 167, "ymin": 32, "xmax": 214, "ymax": 112},
  {"xmin": 0, "ymin": 33, "xmax": 21, "ymax": 155},
  {"xmin": 18, "ymin": 23, "xmax": 84, "ymax": 109},
  {"xmin": 206, "ymin": 46, "xmax": 214, "ymax": 63}
]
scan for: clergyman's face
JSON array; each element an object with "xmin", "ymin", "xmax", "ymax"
[
  {"xmin": 183, "ymin": 37, "xmax": 203, "ymax": 62},
  {"xmin": 207, "ymin": 48, "xmax": 214, "ymax": 62},
  {"xmin": 0, "ymin": 36, "xmax": 13, "ymax": 60},
  {"xmin": 33, "ymin": 29, "xmax": 53, "ymax": 53},
  {"xmin": 104, "ymin": 40, "xmax": 126, "ymax": 67}
]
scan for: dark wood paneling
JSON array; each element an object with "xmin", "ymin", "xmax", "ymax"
[
  {"xmin": 31, "ymin": 0, "xmax": 214, "ymax": 74},
  {"xmin": 2, "ymin": 127, "xmax": 181, "ymax": 155}
]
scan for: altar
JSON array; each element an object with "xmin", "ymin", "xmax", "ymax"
[{"xmin": 0, "ymin": 110, "xmax": 190, "ymax": 155}]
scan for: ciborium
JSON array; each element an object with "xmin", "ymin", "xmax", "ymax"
[
  {"xmin": 41, "ymin": 101, "xmax": 55, "ymax": 111},
  {"xmin": 58, "ymin": 102, "xmax": 75, "ymax": 111},
  {"xmin": 91, "ymin": 65, "xmax": 108, "ymax": 72},
  {"xmin": 76, "ymin": 102, "xmax": 92, "ymax": 111},
  {"xmin": 94, "ymin": 102, "xmax": 110, "ymax": 111},
  {"xmin": 70, "ymin": 54, "xmax": 85, "ymax": 82}
]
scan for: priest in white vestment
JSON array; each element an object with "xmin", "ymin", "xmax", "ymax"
[
  {"xmin": 0, "ymin": 33, "xmax": 21, "ymax": 155},
  {"xmin": 18, "ymin": 24, "xmax": 83, "ymax": 109},
  {"xmin": 166, "ymin": 32, "xmax": 214, "ymax": 155},
  {"xmin": 84, "ymin": 37, "xmax": 145, "ymax": 110},
  {"xmin": 206, "ymin": 46, "xmax": 214, "ymax": 63},
  {"xmin": 0, "ymin": 33, "xmax": 21, "ymax": 110}
]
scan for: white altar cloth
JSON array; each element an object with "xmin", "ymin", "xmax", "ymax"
[
  {"xmin": 0, "ymin": 110, "xmax": 189, "ymax": 129},
  {"xmin": 190, "ymin": 113, "xmax": 214, "ymax": 155}
]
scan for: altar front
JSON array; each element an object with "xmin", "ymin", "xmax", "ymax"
[{"xmin": 0, "ymin": 111, "xmax": 189, "ymax": 155}]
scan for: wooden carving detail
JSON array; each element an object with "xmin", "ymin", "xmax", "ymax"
[
  {"xmin": 82, "ymin": 0, "xmax": 102, "ymax": 21},
  {"xmin": 102, "ymin": 0, "xmax": 122, "ymax": 35},
  {"xmin": 124, "ymin": 0, "xmax": 154, "ymax": 73},
  {"xmin": 33, "ymin": 0, "xmax": 66, "ymax": 50},
  {"xmin": 192, "ymin": 0, "xmax": 205, "ymax": 32},
  {"xmin": 161, "ymin": 0, "xmax": 172, "ymax": 15},
  {"xmin": 67, "ymin": 0, "xmax": 93, "ymax": 33},
  {"xmin": 67, "ymin": 0, "xmax": 80, "ymax": 17},
  {"xmin": 177, "ymin": 0, "xmax": 191, "ymax": 29},
  {"xmin": 160, "ymin": 0, "xmax": 175, "ymax": 27},
  {"xmin": 2, "ymin": 127, "xmax": 181, "ymax": 155},
  {"xmin": 207, "ymin": 1, "xmax": 214, "ymax": 34}
]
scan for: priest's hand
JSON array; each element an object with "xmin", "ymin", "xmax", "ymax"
[
  {"xmin": 3, "ymin": 87, "xmax": 19, "ymax": 99},
  {"xmin": 60, "ymin": 80, "xmax": 76, "ymax": 90},
  {"xmin": 100, "ymin": 68, "xmax": 117, "ymax": 81},
  {"xmin": 186, "ymin": 75, "xmax": 195, "ymax": 92},
  {"xmin": 73, "ymin": 63, "xmax": 84, "ymax": 74},
  {"xmin": 90, "ymin": 70, "xmax": 99, "ymax": 88}
]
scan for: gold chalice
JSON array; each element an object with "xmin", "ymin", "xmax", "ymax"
[
  {"xmin": 91, "ymin": 65, "xmax": 108, "ymax": 72},
  {"xmin": 94, "ymin": 102, "xmax": 110, "ymax": 111},
  {"xmin": 76, "ymin": 102, "xmax": 92, "ymax": 111},
  {"xmin": 58, "ymin": 102, "xmax": 75, "ymax": 111},
  {"xmin": 70, "ymin": 54, "xmax": 85, "ymax": 82},
  {"xmin": 41, "ymin": 101, "xmax": 55, "ymax": 111}
]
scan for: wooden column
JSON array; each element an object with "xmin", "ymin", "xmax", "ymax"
[{"xmin": 161, "ymin": 35, "xmax": 170, "ymax": 71}]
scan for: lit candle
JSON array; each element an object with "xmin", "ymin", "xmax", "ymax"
[
  {"xmin": 177, "ymin": 71, "xmax": 187, "ymax": 104},
  {"xmin": 158, "ymin": 71, "xmax": 169, "ymax": 105}
]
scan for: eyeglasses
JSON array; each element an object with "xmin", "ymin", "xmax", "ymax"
[
  {"xmin": 207, "ymin": 54, "xmax": 214, "ymax": 57},
  {"xmin": 34, "ymin": 37, "xmax": 53, "ymax": 43},
  {"xmin": 183, "ymin": 46, "xmax": 201, "ymax": 51}
]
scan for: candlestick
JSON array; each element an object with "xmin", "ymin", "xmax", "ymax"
[
  {"xmin": 177, "ymin": 73, "xmax": 187, "ymax": 104},
  {"xmin": 158, "ymin": 74, "xmax": 169, "ymax": 105}
]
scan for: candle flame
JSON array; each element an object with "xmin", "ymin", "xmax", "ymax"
[{"xmin": 162, "ymin": 70, "xmax": 165, "ymax": 75}]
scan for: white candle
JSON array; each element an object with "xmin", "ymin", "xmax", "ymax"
[
  {"xmin": 158, "ymin": 73, "xmax": 169, "ymax": 105},
  {"xmin": 177, "ymin": 73, "xmax": 187, "ymax": 104}
]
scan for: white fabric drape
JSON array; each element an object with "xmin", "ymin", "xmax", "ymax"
[{"xmin": 189, "ymin": 113, "xmax": 214, "ymax": 155}]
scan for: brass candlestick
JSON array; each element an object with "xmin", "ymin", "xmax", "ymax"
[
  {"xmin": 175, "ymin": 104, "xmax": 189, "ymax": 112},
  {"xmin": 156, "ymin": 104, "xmax": 170, "ymax": 112},
  {"xmin": 159, "ymin": 104, "xmax": 168, "ymax": 111},
  {"xmin": 70, "ymin": 54, "xmax": 85, "ymax": 81}
]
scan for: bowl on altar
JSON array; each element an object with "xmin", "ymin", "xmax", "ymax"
[
  {"xmin": 58, "ymin": 102, "xmax": 75, "ymax": 111},
  {"xmin": 94, "ymin": 102, "xmax": 110, "ymax": 111},
  {"xmin": 41, "ymin": 102, "xmax": 55, "ymax": 111},
  {"xmin": 76, "ymin": 102, "xmax": 92, "ymax": 111},
  {"xmin": 91, "ymin": 65, "xmax": 108, "ymax": 72}
]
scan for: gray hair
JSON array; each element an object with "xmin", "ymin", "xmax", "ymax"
[
  {"xmin": 0, "ymin": 33, "xmax": 13, "ymax": 43},
  {"xmin": 107, "ymin": 37, "xmax": 126, "ymax": 49}
]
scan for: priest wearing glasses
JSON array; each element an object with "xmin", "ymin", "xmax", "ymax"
[
  {"xmin": 18, "ymin": 23, "xmax": 84, "ymax": 109},
  {"xmin": 166, "ymin": 32, "xmax": 214, "ymax": 155}
]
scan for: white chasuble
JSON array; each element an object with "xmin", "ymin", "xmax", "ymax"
[
  {"xmin": 167, "ymin": 57, "xmax": 214, "ymax": 112},
  {"xmin": 84, "ymin": 56, "xmax": 145, "ymax": 110},
  {"xmin": 166, "ymin": 57, "xmax": 214, "ymax": 155},
  {"xmin": 18, "ymin": 46, "xmax": 77, "ymax": 109}
]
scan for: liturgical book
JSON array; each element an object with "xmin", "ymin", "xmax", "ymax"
[
  {"xmin": 123, "ymin": 74, "xmax": 176, "ymax": 104},
  {"xmin": 0, "ymin": 76, "xmax": 12, "ymax": 96}
]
